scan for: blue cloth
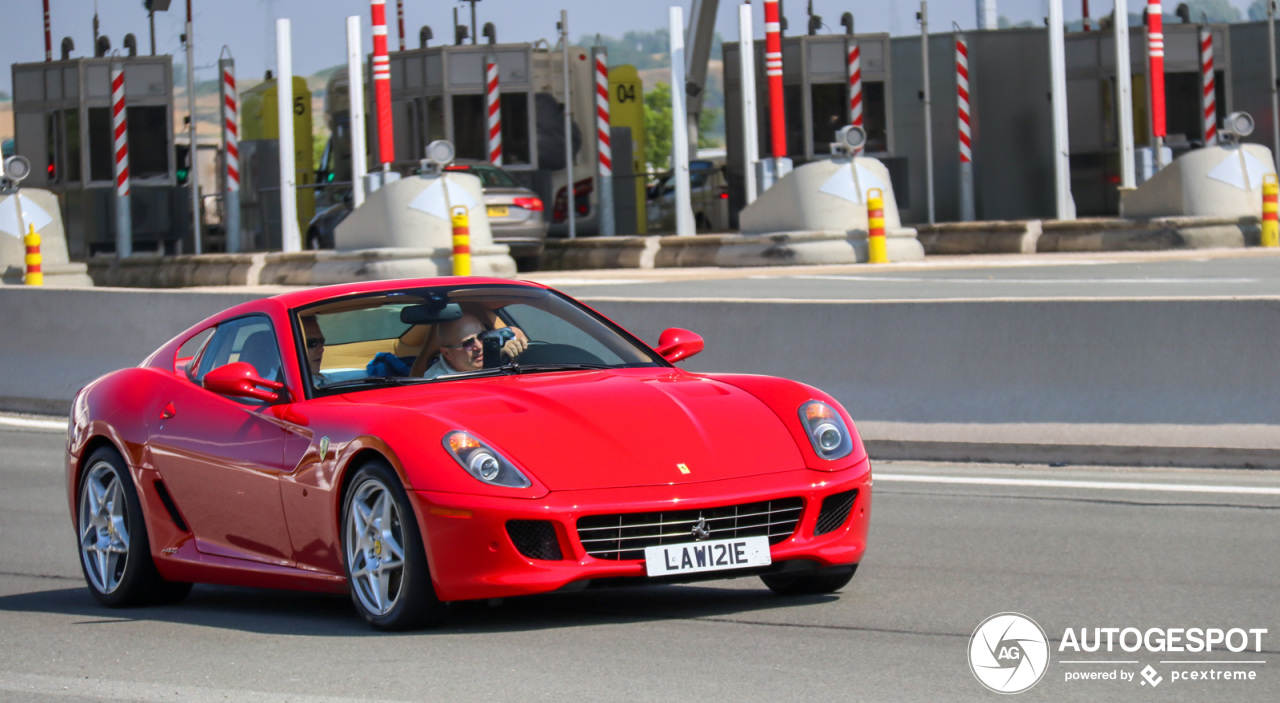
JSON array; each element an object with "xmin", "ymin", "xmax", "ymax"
[{"xmin": 366, "ymin": 352, "xmax": 414, "ymax": 378}]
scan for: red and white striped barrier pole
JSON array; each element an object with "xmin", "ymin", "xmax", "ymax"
[
  {"xmin": 1147, "ymin": 0, "xmax": 1167, "ymax": 168},
  {"xmin": 396, "ymin": 0, "xmax": 405, "ymax": 51},
  {"xmin": 1083, "ymin": 0, "xmax": 1091, "ymax": 32},
  {"xmin": 485, "ymin": 56, "xmax": 502, "ymax": 165},
  {"xmin": 371, "ymin": 0, "xmax": 394, "ymax": 168},
  {"xmin": 848, "ymin": 39, "xmax": 863, "ymax": 128},
  {"xmin": 763, "ymin": 0, "xmax": 787, "ymax": 160},
  {"xmin": 594, "ymin": 46, "xmax": 614, "ymax": 236},
  {"xmin": 957, "ymin": 33, "xmax": 975, "ymax": 221},
  {"xmin": 43, "ymin": 0, "xmax": 52, "ymax": 61},
  {"xmin": 219, "ymin": 54, "xmax": 241, "ymax": 252},
  {"xmin": 1200, "ymin": 26, "xmax": 1217, "ymax": 146},
  {"xmin": 111, "ymin": 61, "xmax": 132, "ymax": 257}
]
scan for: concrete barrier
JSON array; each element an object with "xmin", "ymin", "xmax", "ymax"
[{"xmin": 3, "ymin": 286, "xmax": 1276, "ymax": 467}]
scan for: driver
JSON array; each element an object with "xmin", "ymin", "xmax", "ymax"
[{"xmin": 423, "ymin": 313, "xmax": 528, "ymax": 379}]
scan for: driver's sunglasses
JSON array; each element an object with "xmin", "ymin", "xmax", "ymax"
[
  {"xmin": 447, "ymin": 334, "xmax": 483, "ymax": 350},
  {"xmin": 306, "ymin": 336, "xmax": 326, "ymax": 349}
]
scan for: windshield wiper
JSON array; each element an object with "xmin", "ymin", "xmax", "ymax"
[
  {"xmin": 504, "ymin": 363, "xmax": 612, "ymax": 375},
  {"xmin": 320, "ymin": 376, "xmax": 431, "ymax": 390}
]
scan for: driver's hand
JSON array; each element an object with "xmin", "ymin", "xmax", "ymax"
[{"xmin": 501, "ymin": 335, "xmax": 528, "ymax": 358}]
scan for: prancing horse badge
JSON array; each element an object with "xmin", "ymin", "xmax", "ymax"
[{"xmin": 677, "ymin": 463, "xmax": 690, "ymax": 474}]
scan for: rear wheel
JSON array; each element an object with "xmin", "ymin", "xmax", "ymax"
[
  {"xmin": 76, "ymin": 447, "xmax": 192, "ymax": 607},
  {"xmin": 760, "ymin": 565, "xmax": 857, "ymax": 596},
  {"xmin": 342, "ymin": 460, "xmax": 445, "ymax": 630}
]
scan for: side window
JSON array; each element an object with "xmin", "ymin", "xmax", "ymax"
[
  {"xmin": 192, "ymin": 316, "xmax": 284, "ymax": 387},
  {"xmin": 177, "ymin": 328, "xmax": 215, "ymax": 380}
]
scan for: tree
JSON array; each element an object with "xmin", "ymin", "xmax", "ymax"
[
  {"xmin": 1184, "ymin": 0, "xmax": 1241, "ymax": 22},
  {"xmin": 1249, "ymin": 0, "xmax": 1272, "ymax": 20},
  {"xmin": 643, "ymin": 82, "xmax": 673, "ymax": 170}
]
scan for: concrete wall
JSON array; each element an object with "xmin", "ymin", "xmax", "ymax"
[
  {"xmin": 590, "ymin": 298, "xmax": 1280, "ymax": 428},
  {"xmin": 5, "ymin": 287, "xmax": 1276, "ymax": 435}
]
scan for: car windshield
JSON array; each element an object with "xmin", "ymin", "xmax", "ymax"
[
  {"xmin": 293, "ymin": 284, "xmax": 663, "ymax": 395},
  {"xmin": 447, "ymin": 164, "xmax": 521, "ymax": 188}
]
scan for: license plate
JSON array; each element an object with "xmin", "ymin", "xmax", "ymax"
[
  {"xmin": 487, "ymin": 205, "xmax": 509, "ymax": 217},
  {"xmin": 644, "ymin": 536, "xmax": 772, "ymax": 577}
]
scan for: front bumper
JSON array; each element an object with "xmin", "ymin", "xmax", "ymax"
[{"xmin": 410, "ymin": 459, "xmax": 871, "ymax": 602}]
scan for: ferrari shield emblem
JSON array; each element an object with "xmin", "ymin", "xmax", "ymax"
[
  {"xmin": 677, "ymin": 463, "xmax": 691, "ymax": 474},
  {"xmin": 318, "ymin": 436, "xmax": 330, "ymax": 462}
]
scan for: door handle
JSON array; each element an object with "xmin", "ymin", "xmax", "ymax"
[{"xmin": 160, "ymin": 402, "xmax": 177, "ymax": 420}]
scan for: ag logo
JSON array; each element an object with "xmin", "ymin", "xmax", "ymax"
[{"xmin": 968, "ymin": 612, "xmax": 1050, "ymax": 694}]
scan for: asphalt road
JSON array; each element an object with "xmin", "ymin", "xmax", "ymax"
[
  {"xmin": 529, "ymin": 250, "xmax": 1280, "ymax": 301},
  {"xmin": 2, "ymin": 423, "xmax": 1277, "ymax": 702}
]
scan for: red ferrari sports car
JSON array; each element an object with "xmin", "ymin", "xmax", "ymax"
[{"xmin": 67, "ymin": 278, "xmax": 872, "ymax": 629}]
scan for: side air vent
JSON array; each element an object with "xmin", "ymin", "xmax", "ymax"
[{"xmin": 153, "ymin": 480, "xmax": 190, "ymax": 532}]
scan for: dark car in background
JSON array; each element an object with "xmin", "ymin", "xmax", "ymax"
[{"xmin": 306, "ymin": 160, "xmax": 547, "ymax": 270}]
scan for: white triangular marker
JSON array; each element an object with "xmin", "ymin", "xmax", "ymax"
[
  {"xmin": 408, "ymin": 178, "xmax": 479, "ymax": 220},
  {"xmin": 819, "ymin": 162, "xmax": 887, "ymax": 205},
  {"xmin": 0, "ymin": 195, "xmax": 55, "ymax": 239},
  {"xmin": 1206, "ymin": 149, "xmax": 1272, "ymax": 191}
]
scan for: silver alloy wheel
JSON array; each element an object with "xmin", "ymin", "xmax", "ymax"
[
  {"xmin": 345, "ymin": 478, "xmax": 407, "ymax": 616},
  {"xmin": 78, "ymin": 461, "xmax": 131, "ymax": 594}
]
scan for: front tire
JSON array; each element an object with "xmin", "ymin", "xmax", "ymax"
[
  {"xmin": 342, "ymin": 460, "xmax": 445, "ymax": 630},
  {"xmin": 761, "ymin": 565, "xmax": 857, "ymax": 596},
  {"xmin": 76, "ymin": 447, "xmax": 192, "ymax": 607}
]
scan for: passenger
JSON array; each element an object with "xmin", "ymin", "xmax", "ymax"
[
  {"xmin": 423, "ymin": 313, "xmax": 528, "ymax": 379},
  {"xmin": 301, "ymin": 316, "xmax": 326, "ymax": 380}
]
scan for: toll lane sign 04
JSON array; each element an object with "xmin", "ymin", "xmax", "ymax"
[{"xmin": 644, "ymin": 535, "xmax": 771, "ymax": 577}]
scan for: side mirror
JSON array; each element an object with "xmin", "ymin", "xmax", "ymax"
[
  {"xmin": 204, "ymin": 361, "xmax": 284, "ymax": 402},
  {"xmin": 655, "ymin": 328, "xmax": 704, "ymax": 363}
]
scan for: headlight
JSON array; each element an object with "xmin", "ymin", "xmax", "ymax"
[
  {"xmin": 442, "ymin": 431, "xmax": 532, "ymax": 488},
  {"xmin": 798, "ymin": 401, "xmax": 854, "ymax": 461}
]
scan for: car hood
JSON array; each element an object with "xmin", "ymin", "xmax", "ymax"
[{"xmin": 368, "ymin": 369, "xmax": 806, "ymax": 491}]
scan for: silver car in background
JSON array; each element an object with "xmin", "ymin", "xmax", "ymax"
[{"xmin": 306, "ymin": 160, "xmax": 548, "ymax": 270}]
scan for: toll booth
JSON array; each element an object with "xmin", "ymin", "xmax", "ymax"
[
  {"xmin": 723, "ymin": 33, "xmax": 900, "ymax": 229},
  {"xmin": 888, "ymin": 23, "xmax": 1233, "ymax": 223},
  {"xmin": 383, "ymin": 42, "xmax": 638, "ymax": 236},
  {"xmin": 1063, "ymin": 23, "xmax": 1231, "ymax": 216},
  {"xmin": 1225, "ymin": 20, "xmax": 1279, "ymax": 156},
  {"xmin": 9, "ymin": 56, "xmax": 187, "ymax": 257},
  {"xmin": 239, "ymin": 75, "xmax": 315, "ymax": 251}
]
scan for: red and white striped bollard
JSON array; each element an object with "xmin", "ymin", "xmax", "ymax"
[
  {"xmin": 111, "ymin": 62, "xmax": 132, "ymax": 257},
  {"xmin": 594, "ymin": 46, "xmax": 614, "ymax": 236},
  {"xmin": 1200, "ymin": 27, "xmax": 1216, "ymax": 146},
  {"xmin": 957, "ymin": 34, "xmax": 975, "ymax": 221},
  {"xmin": 848, "ymin": 40, "xmax": 863, "ymax": 128},
  {"xmin": 396, "ymin": 0, "xmax": 405, "ymax": 52},
  {"xmin": 219, "ymin": 55, "xmax": 242, "ymax": 252},
  {"xmin": 486, "ymin": 57, "xmax": 502, "ymax": 165}
]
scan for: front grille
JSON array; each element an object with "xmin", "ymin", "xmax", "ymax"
[
  {"xmin": 814, "ymin": 489, "xmax": 858, "ymax": 536},
  {"xmin": 577, "ymin": 497, "xmax": 804, "ymax": 561},
  {"xmin": 506, "ymin": 520, "xmax": 564, "ymax": 561}
]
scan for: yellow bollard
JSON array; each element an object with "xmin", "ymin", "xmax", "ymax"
[
  {"xmin": 1262, "ymin": 174, "xmax": 1279, "ymax": 248},
  {"xmin": 451, "ymin": 206, "xmax": 472, "ymax": 276},
  {"xmin": 24, "ymin": 224, "xmax": 43, "ymax": 286},
  {"xmin": 866, "ymin": 188, "xmax": 888, "ymax": 264}
]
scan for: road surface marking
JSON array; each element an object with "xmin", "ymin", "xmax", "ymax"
[{"xmin": 876, "ymin": 473, "xmax": 1280, "ymax": 496}]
